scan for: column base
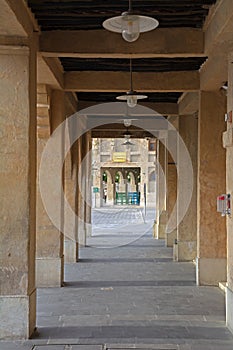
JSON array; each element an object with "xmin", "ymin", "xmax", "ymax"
[
  {"xmin": 196, "ymin": 257, "xmax": 227, "ymax": 286},
  {"xmin": 173, "ymin": 242, "xmax": 178, "ymax": 261},
  {"xmin": 86, "ymin": 223, "xmax": 92, "ymax": 238},
  {"xmin": 36, "ymin": 256, "xmax": 64, "ymax": 287},
  {"xmin": 152, "ymin": 221, "xmax": 157, "ymax": 238},
  {"xmin": 0, "ymin": 289, "xmax": 36, "ymax": 339},
  {"xmin": 227, "ymin": 286, "xmax": 233, "ymax": 334},
  {"xmin": 158, "ymin": 223, "xmax": 166, "ymax": 239},
  {"xmin": 175, "ymin": 241, "xmax": 197, "ymax": 261},
  {"xmin": 64, "ymin": 239, "xmax": 78, "ymax": 263},
  {"xmin": 157, "ymin": 211, "xmax": 167, "ymax": 239},
  {"xmin": 166, "ymin": 229, "xmax": 177, "ymax": 247},
  {"xmin": 78, "ymin": 219, "xmax": 86, "ymax": 246}
]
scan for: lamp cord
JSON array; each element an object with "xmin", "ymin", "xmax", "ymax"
[
  {"xmin": 130, "ymin": 58, "xmax": 133, "ymax": 91},
  {"xmin": 129, "ymin": 0, "xmax": 132, "ymax": 12}
]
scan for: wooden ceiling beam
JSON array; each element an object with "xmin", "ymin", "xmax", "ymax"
[
  {"xmin": 178, "ymin": 92, "xmax": 199, "ymax": 115},
  {"xmin": 204, "ymin": 0, "xmax": 233, "ymax": 55},
  {"xmin": 77, "ymin": 101, "xmax": 178, "ymax": 116},
  {"xmin": 37, "ymin": 55, "xmax": 64, "ymax": 89},
  {"xmin": 39, "ymin": 28, "xmax": 205, "ymax": 58},
  {"xmin": 64, "ymin": 70, "xmax": 199, "ymax": 92},
  {"xmin": 0, "ymin": 0, "xmax": 39, "ymax": 37}
]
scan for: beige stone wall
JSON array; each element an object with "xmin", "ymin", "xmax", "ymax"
[
  {"xmin": 197, "ymin": 91, "xmax": 227, "ymax": 285},
  {"xmin": 176, "ymin": 114, "xmax": 198, "ymax": 261},
  {"xmin": 224, "ymin": 57, "xmax": 233, "ymax": 299},
  {"xmin": 36, "ymin": 89, "xmax": 65, "ymax": 287},
  {"xmin": 76, "ymin": 133, "xmax": 91, "ymax": 246},
  {"xmin": 0, "ymin": 47, "xmax": 37, "ymax": 338},
  {"xmin": 197, "ymin": 91, "xmax": 226, "ymax": 259},
  {"xmin": 226, "ymin": 54, "xmax": 233, "ymax": 292},
  {"xmin": 166, "ymin": 118, "xmax": 178, "ymax": 247},
  {"xmin": 156, "ymin": 140, "xmax": 167, "ymax": 239},
  {"xmin": 166, "ymin": 163, "xmax": 177, "ymax": 247},
  {"xmin": 92, "ymin": 138, "xmax": 156, "ymax": 208}
]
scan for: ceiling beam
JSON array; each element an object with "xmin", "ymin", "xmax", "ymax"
[
  {"xmin": 91, "ymin": 130, "xmax": 153, "ymax": 139},
  {"xmin": 200, "ymin": 53, "xmax": 228, "ymax": 91},
  {"xmin": 200, "ymin": 0, "xmax": 233, "ymax": 91},
  {"xmin": 0, "ymin": 0, "xmax": 39, "ymax": 37},
  {"xmin": 37, "ymin": 55, "xmax": 64, "ymax": 90},
  {"xmin": 178, "ymin": 92, "xmax": 199, "ymax": 115},
  {"xmin": 77, "ymin": 101, "xmax": 178, "ymax": 116},
  {"xmin": 204, "ymin": 0, "xmax": 233, "ymax": 55},
  {"xmin": 39, "ymin": 28, "xmax": 205, "ymax": 58},
  {"xmin": 136, "ymin": 102, "xmax": 178, "ymax": 116},
  {"xmin": 64, "ymin": 71, "xmax": 199, "ymax": 92},
  {"xmin": 65, "ymin": 92, "xmax": 78, "ymax": 115}
]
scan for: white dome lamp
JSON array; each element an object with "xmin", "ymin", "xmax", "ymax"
[
  {"xmin": 102, "ymin": 0, "xmax": 159, "ymax": 43},
  {"xmin": 116, "ymin": 58, "xmax": 147, "ymax": 108}
]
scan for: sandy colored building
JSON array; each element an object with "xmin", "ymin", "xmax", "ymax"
[
  {"xmin": 92, "ymin": 137, "xmax": 156, "ymax": 208},
  {"xmin": 1, "ymin": 0, "xmax": 233, "ymax": 343}
]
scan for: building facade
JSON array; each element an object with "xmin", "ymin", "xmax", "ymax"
[{"xmin": 92, "ymin": 138, "xmax": 156, "ymax": 208}]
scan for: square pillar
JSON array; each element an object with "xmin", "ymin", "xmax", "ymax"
[
  {"xmin": 176, "ymin": 114, "xmax": 198, "ymax": 261},
  {"xmin": 0, "ymin": 44, "xmax": 37, "ymax": 339},
  {"xmin": 36, "ymin": 89, "xmax": 65, "ymax": 287},
  {"xmin": 197, "ymin": 91, "xmax": 227, "ymax": 286},
  {"xmin": 155, "ymin": 139, "xmax": 167, "ymax": 239},
  {"xmin": 223, "ymin": 54, "xmax": 233, "ymax": 332},
  {"xmin": 77, "ymin": 135, "xmax": 87, "ymax": 246},
  {"xmin": 64, "ymin": 151, "xmax": 79, "ymax": 263},
  {"xmin": 166, "ymin": 161, "xmax": 177, "ymax": 247},
  {"xmin": 85, "ymin": 132, "xmax": 92, "ymax": 238},
  {"xmin": 166, "ymin": 118, "xmax": 178, "ymax": 247}
]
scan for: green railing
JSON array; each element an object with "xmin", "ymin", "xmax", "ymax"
[{"xmin": 115, "ymin": 192, "xmax": 140, "ymax": 205}]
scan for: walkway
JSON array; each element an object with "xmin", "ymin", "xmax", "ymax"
[{"xmin": 1, "ymin": 208, "xmax": 233, "ymax": 349}]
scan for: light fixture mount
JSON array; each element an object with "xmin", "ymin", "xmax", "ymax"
[
  {"xmin": 102, "ymin": 0, "xmax": 159, "ymax": 43},
  {"xmin": 116, "ymin": 58, "xmax": 147, "ymax": 108}
]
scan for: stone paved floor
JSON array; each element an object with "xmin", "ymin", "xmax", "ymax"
[
  {"xmin": 1, "ymin": 207, "xmax": 233, "ymax": 350},
  {"xmin": 89, "ymin": 207, "xmax": 155, "ymax": 248}
]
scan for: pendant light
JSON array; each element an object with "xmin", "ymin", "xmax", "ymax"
[
  {"xmin": 121, "ymin": 124, "xmax": 134, "ymax": 146},
  {"xmin": 116, "ymin": 59, "xmax": 147, "ymax": 108},
  {"xmin": 102, "ymin": 0, "xmax": 159, "ymax": 43},
  {"xmin": 122, "ymin": 137, "xmax": 134, "ymax": 146}
]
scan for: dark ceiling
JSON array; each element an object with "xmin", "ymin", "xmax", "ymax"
[
  {"xmin": 28, "ymin": 0, "xmax": 217, "ymax": 30},
  {"xmin": 77, "ymin": 92, "xmax": 182, "ymax": 103},
  {"xmin": 60, "ymin": 57, "xmax": 207, "ymax": 72},
  {"xmin": 28, "ymin": 0, "xmax": 216, "ymax": 104}
]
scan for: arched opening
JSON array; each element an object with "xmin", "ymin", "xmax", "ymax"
[
  {"xmin": 103, "ymin": 169, "xmax": 113, "ymax": 205},
  {"xmin": 115, "ymin": 170, "xmax": 126, "ymax": 204}
]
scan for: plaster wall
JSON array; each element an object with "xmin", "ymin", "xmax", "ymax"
[{"xmin": 0, "ymin": 48, "xmax": 36, "ymax": 338}]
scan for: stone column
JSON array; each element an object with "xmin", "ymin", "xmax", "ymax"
[
  {"xmin": 166, "ymin": 117, "xmax": 178, "ymax": 247},
  {"xmin": 85, "ymin": 132, "xmax": 92, "ymax": 238},
  {"xmin": 155, "ymin": 139, "xmax": 167, "ymax": 239},
  {"xmin": 175, "ymin": 114, "xmax": 198, "ymax": 261},
  {"xmin": 196, "ymin": 91, "xmax": 227, "ymax": 286},
  {"xmin": 92, "ymin": 138, "xmax": 101, "ymax": 208},
  {"xmin": 223, "ymin": 55, "xmax": 233, "ymax": 332},
  {"xmin": 166, "ymin": 162, "xmax": 177, "ymax": 247},
  {"xmin": 64, "ymin": 151, "xmax": 78, "ymax": 263},
  {"xmin": 36, "ymin": 89, "xmax": 65, "ymax": 287},
  {"xmin": 0, "ymin": 43, "xmax": 37, "ymax": 338},
  {"xmin": 77, "ymin": 135, "xmax": 87, "ymax": 246}
]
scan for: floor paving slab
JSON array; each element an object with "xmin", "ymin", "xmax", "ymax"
[{"xmin": 1, "ymin": 207, "xmax": 233, "ymax": 349}]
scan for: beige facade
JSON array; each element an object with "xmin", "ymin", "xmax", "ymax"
[
  {"xmin": 92, "ymin": 138, "xmax": 156, "ymax": 208},
  {"xmin": 1, "ymin": 0, "xmax": 233, "ymax": 341}
]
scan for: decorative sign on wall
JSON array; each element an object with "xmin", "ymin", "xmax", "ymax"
[{"xmin": 112, "ymin": 152, "xmax": 127, "ymax": 162}]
